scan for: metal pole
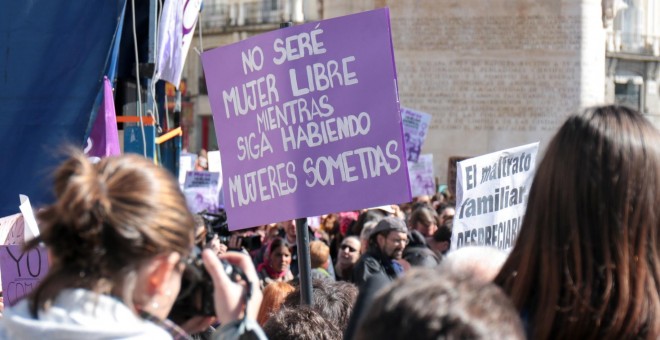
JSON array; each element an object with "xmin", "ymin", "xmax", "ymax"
[
  {"xmin": 146, "ymin": 0, "xmax": 157, "ymax": 159},
  {"xmin": 279, "ymin": 20, "xmax": 312, "ymax": 306},
  {"xmin": 146, "ymin": 0, "xmax": 157, "ymax": 116},
  {"xmin": 296, "ymin": 218, "xmax": 313, "ymax": 306}
]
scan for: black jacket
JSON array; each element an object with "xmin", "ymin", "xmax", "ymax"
[
  {"xmin": 403, "ymin": 230, "xmax": 442, "ymax": 268},
  {"xmin": 353, "ymin": 251, "xmax": 398, "ymax": 288}
]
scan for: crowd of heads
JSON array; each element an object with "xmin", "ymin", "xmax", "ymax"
[
  {"xmin": 219, "ymin": 105, "xmax": 660, "ymax": 339},
  {"xmin": 4, "ymin": 105, "xmax": 660, "ymax": 339},
  {"xmin": 356, "ymin": 269, "xmax": 524, "ymax": 340}
]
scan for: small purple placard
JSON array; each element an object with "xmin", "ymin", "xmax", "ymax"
[
  {"xmin": 202, "ymin": 8, "xmax": 411, "ymax": 230},
  {"xmin": 0, "ymin": 245, "xmax": 49, "ymax": 306}
]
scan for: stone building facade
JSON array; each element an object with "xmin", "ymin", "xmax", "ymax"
[
  {"xmin": 182, "ymin": 0, "xmax": 660, "ymax": 185},
  {"xmin": 604, "ymin": 0, "xmax": 660, "ymax": 125}
]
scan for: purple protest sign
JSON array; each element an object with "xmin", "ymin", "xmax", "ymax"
[
  {"xmin": 401, "ymin": 107, "xmax": 432, "ymax": 163},
  {"xmin": 0, "ymin": 245, "xmax": 49, "ymax": 306},
  {"xmin": 202, "ymin": 9, "xmax": 411, "ymax": 230},
  {"xmin": 184, "ymin": 171, "xmax": 222, "ymax": 213}
]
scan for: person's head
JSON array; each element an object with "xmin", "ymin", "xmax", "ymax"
[
  {"xmin": 263, "ymin": 306, "xmax": 342, "ymax": 340},
  {"xmin": 355, "ymin": 269, "xmax": 524, "ymax": 340},
  {"xmin": 321, "ymin": 213, "xmax": 338, "ymax": 233},
  {"xmin": 440, "ymin": 246, "xmax": 506, "ymax": 282},
  {"xmin": 205, "ymin": 233, "xmax": 225, "ymax": 256},
  {"xmin": 265, "ymin": 223, "xmax": 280, "ymax": 243},
  {"xmin": 337, "ymin": 211, "xmax": 359, "ymax": 236},
  {"xmin": 429, "ymin": 220, "xmax": 452, "ymax": 255},
  {"xmin": 257, "ymin": 281, "xmax": 295, "ymax": 326},
  {"xmin": 280, "ymin": 220, "xmax": 296, "ymax": 241},
  {"xmin": 309, "ymin": 240, "xmax": 329, "ymax": 270},
  {"xmin": 408, "ymin": 206, "xmax": 439, "ymax": 238},
  {"xmin": 337, "ymin": 236, "xmax": 361, "ymax": 266},
  {"xmin": 351, "ymin": 209, "xmax": 386, "ymax": 236},
  {"xmin": 283, "ymin": 279, "xmax": 358, "ymax": 332},
  {"xmin": 436, "ymin": 203, "xmax": 455, "ymax": 226},
  {"xmin": 196, "ymin": 149, "xmax": 208, "ymax": 170},
  {"xmin": 414, "ymin": 194, "xmax": 432, "ymax": 205},
  {"xmin": 193, "ymin": 214, "xmax": 207, "ymax": 247},
  {"xmin": 29, "ymin": 151, "xmax": 194, "ymax": 319},
  {"xmin": 266, "ymin": 238, "xmax": 292, "ymax": 273},
  {"xmin": 369, "ymin": 217, "xmax": 408, "ymax": 260},
  {"xmin": 359, "ymin": 221, "xmax": 378, "ymax": 254},
  {"xmin": 495, "ymin": 105, "xmax": 660, "ymax": 338},
  {"xmin": 252, "ymin": 225, "xmax": 266, "ymax": 242}
]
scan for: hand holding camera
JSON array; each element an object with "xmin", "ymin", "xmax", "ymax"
[{"xmin": 202, "ymin": 249, "xmax": 263, "ymax": 324}]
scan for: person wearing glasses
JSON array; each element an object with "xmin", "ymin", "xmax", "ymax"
[
  {"xmin": 334, "ymin": 236, "xmax": 361, "ymax": 282},
  {"xmin": 353, "ymin": 217, "xmax": 409, "ymax": 287}
]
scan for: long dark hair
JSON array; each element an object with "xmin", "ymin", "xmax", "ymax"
[{"xmin": 494, "ymin": 105, "xmax": 660, "ymax": 338}]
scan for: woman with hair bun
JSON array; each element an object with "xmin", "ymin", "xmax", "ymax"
[{"xmin": 0, "ymin": 151, "xmax": 265, "ymax": 339}]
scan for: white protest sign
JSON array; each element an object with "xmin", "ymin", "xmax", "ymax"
[
  {"xmin": 451, "ymin": 142, "xmax": 539, "ymax": 252},
  {"xmin": 207, "ymin": 151, "xmax": 222, "ymax": 174},
  {"xmin": 408, "ymin": 154, "xmax": 435, "ymax": 197},
  {"xmin": 0, "ymin": 213, "xmax": 24, "ymax": 248},
  {"xmin": 206, "ymin": 151, "xmax": 225, "ymax": 210},
  {"xmin": 19, "ymin": 195, "xmax": 39, "ymax": 242},
  {"xmin": 184, "ymin": 171, "xmax": 221, "ymax": 214},
  {"xmin": 179, "ymin": 153, "xmax": 196, "ymax": 186}
]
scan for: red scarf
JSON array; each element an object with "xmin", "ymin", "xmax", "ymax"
[{"xmin": 258, "ymin": 262, "xmax": 287, "ymax": 279}]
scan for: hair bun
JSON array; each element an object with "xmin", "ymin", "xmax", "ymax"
[{"xmin": 50, "ymin": 153, "xmax": 110, "ymax": 259}]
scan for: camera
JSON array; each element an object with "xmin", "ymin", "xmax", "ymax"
[
  {"xmin": 169, "ymin": 247, "xmax": 244, "ymax": 319},
  {"xmin": 200, "ymin": 210, "xmax": 263, "ymax": 251},
  {"xmin": 233, "ymin": 234, "xmax": 262, "ymax": 252}
]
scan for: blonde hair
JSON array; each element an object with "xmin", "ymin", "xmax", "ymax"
[
  {"xmin": 310, "ymin": 240, "xmax": 330, "ymax": 269},
  {"xmin": 28, "ymin": 151, "xmax": 194, "ymax": 316}
]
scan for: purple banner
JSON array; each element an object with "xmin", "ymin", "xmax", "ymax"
[
  {"xmin": 201, "ymin": 9, "xmax": 411, "ymax": 230},
  {"xmin": 0, "ymin": 245, "xmax": 49, "ymax": 306}
]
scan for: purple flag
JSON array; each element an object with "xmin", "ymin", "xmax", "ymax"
[
  {"xmin": 88, "ymin": 77, "xmax": 120, "ymax": 157},
  {"xmin": 201, "ymin": 9, "xmax": 411, "ymax": 230}
]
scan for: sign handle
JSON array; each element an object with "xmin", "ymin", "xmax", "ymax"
[
  {"xmin": 295, "ymin": 217, "xmax": 313, "ymax": 306},
  {"xmin": 278, "ymin": 19, "xmax": 313, "ymax": 306}
]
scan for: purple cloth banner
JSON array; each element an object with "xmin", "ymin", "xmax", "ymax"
[
  {"xmin": 87, "ymin": 77, "xmax": 120, "ymax": 158},
  {"xmin": 201, "ymin": 8, "xmax": 411, "ymax": 230},
  {"xmin": 0, "ymin": 245, "xmax": 49, "ymax": 306},
  {"xmin": 155, "ymin": 0, "xmax": 202, "ymax": 88}
]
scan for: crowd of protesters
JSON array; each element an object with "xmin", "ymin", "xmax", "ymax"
[{"xmin": 1, "ymin": 105, "xmax": 659, "ymax": 339}]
